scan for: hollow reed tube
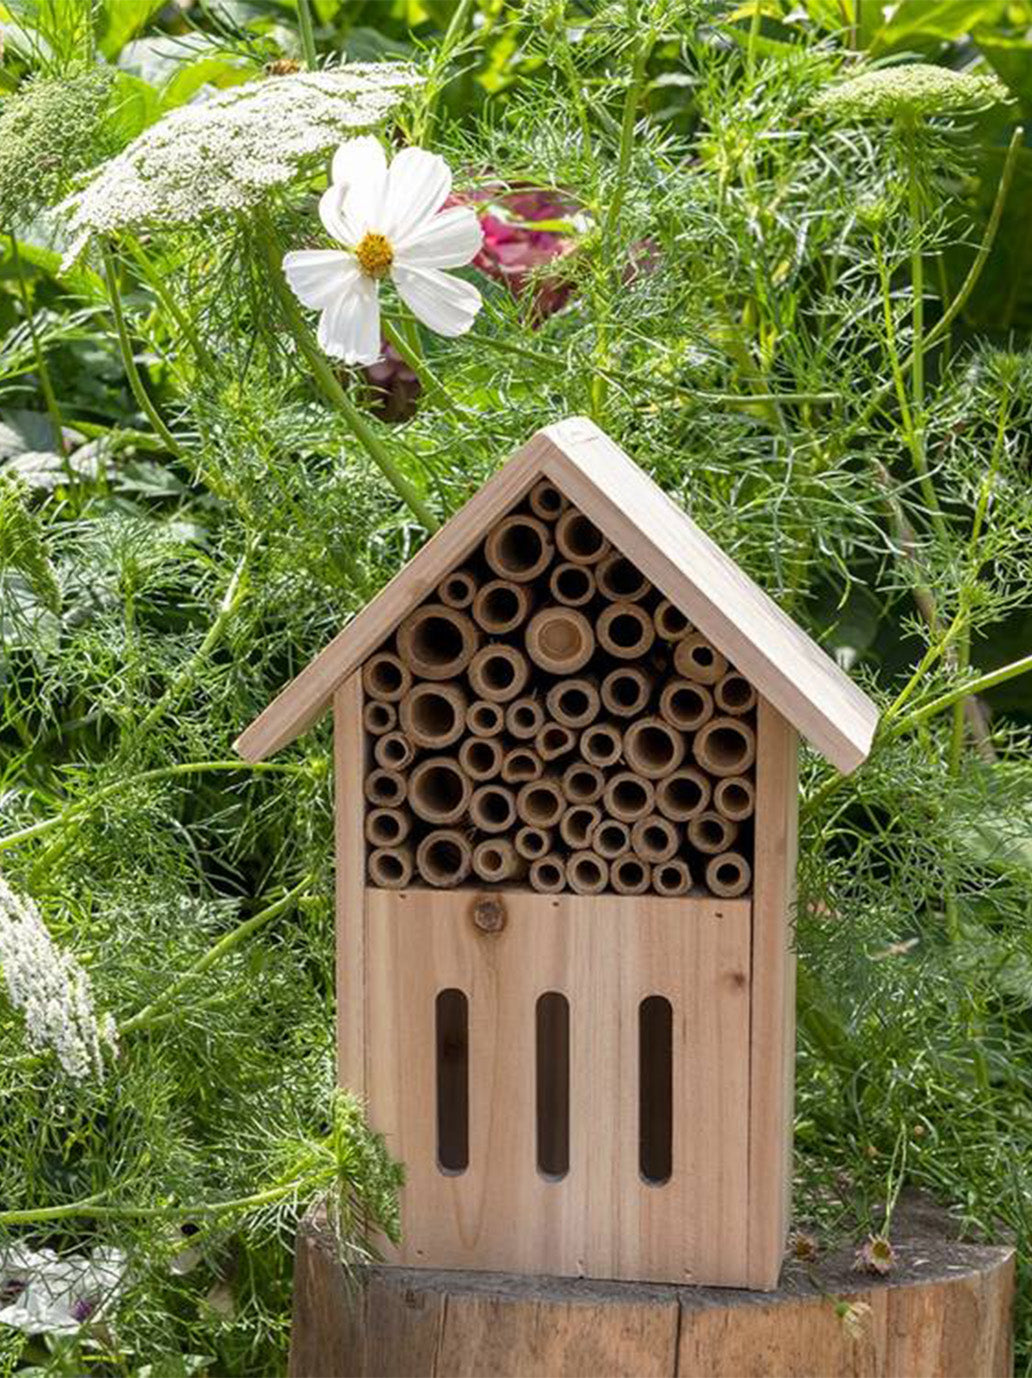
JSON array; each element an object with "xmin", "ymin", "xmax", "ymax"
[
  {"xmin": 673, "ymin": 632, "xmax": 728, "ymax": 686},
  {"xmin": 472, "ymin": 579, "xmax": 532, "ymax": 635},
  {"xmin": 596, "ymin": 602, "xmax": 655, "ymax": 660},
  {"xmin": 549, "ymin": 561, "xmax": 595, "ymax": 607},
  {"xmin": 529, "ymin": 855, "xmax": 566, "ymax": 894},
  {"xmin": 468, "ymin": 644, "xmax": 530, "ymax": 703},
  {"xmin": 546, "ymin": 677, "xmax": 600, "ymax": 729},
  {"xmin": 600, "ymin": 667, "xmax": 653, "ymax": 719},
  {"xmin": 596, "ymin": 552, "xmax": 651, "ymax": 603},
  {"xmin": 713, "ymin": 775, "xmax": 756, "ymax": 822},
  {"xmin": 505, "ymin": 696, "xmax": 545, "ymax": 740},
  {"xmin": 373, "ymin": 731, "xmax": 415, "ymax": 771},
  {"xmin": 525, "ymin": 607, "xmax": 594, "ymax": 674},
  {"xmin": 516, "ymin": 777, "xmax": 566, "ymax": 828},
  {"xmin": 528, "ymin": 478, "xmax": 568, "ymax": 522},
  {"xmin": 470, "ymin": 783, "xmax": 518, "ymax": 834},
  {"xmin": 559, "ymin": 803, "xmax": 602, "ymax": 850},
  {"xmin": 364, "ymin": 768, "xmax": 407, "ymax": 808},
  {"xmin": 687, "ymin": 810, "xmax": 740, "ymax": 855},
  {"xmin": 473, "ymin": 839, "xmax": 526, "ymax": 884},
  {"xmin": 653, "ymin": 599, "xmax": 692, "ymax": 642},
  {"xmin": 364, "ymin": 807, "xmax": 412, "ymax": 848},
  {"xmin": 437, "ymin": 568, "xmax": 477, "ymax": 609},
  {"xmin": 362, "ymin": 651, "xmax": 411, "ymax": 703},
  {"xmin": 409, "ymin": 757, "xmax": 472, "ymax": 824},
  {"xmin": 368, "ymin": 845, "xmax": 414, "ymax": 889},
  {"xmin": 555, "ymin": 508, "xmax": 610, "ymax": 565},
  {"xmin": 714, "ymin": 670, "xmax": 757, "ymax": 717},
  {"xmin": 536, "ymin": 721, "xmax": 577, "ymax": 762},
  {"xmin": 458, "ymin": 735, "xmax": 504, "ymax": 782},
  {"xmin": 515, "ymin": 825, "xmax": 553, "ymax": 861},
  {"xmin": 363, "ymin": 700, "xmax": 397, "ymax": 736},
  {"xmin": 653, "ymin": 858, "xmax": 692, "ymax": 896},
  {"xmin": 655, "ymin": 767, "xmax": 711, "ymax": 822},
  {"xmin": 593, "ymin": 818, "xmax": 631, "ymax": 860},
  {"xmin": 396, "ymin": 603, "xmax": 480, "ymax": 681},
  {"xmin": 611, "ymin": 854, "xmax": 651, "ymax": 896},
  {"xmin": 400, "ymin": 682, "xmax": 467, "ymax": 749},
  {"xmin": 705, "ymin": 851, "xmax": 752, "ymax": 898},
  {"xmin": 484, "ymin": 513, "xmax": 554, "ymax": 583},
  {"xmin": 560, "ymin": 761, "xmax": 606, "ymax": 804},
  {"xmin": 622, "ymin": 717, "xmax": 687, "ymax": 780},
  {"xmin": 658, "ymin": 679, "xmax": 714, "ymax": 733},
  {"xmin": 466, "ymin": 699, "xmax": 505, "ymax": 737},
  {"xmin": 417, "ymin": 830, "xmax": 473, "ymax": 888},
  {"xmin": 580, "ymin": 722, "xmax": 623, "ymax": 768},
  {"xmin": 502, "ymin": 746, "xmax": 543, "ymax": 784},
  {"xmin": 693, "ymin": 716, "xmax": 757, "ymax": 777},
  {"xmin": 631, "ymin": 814, "xmax": 680, "ymax": 863},
  {"xmin": 566, "ymin": 850, "xmax": 609, "ymax": 895},
  {"xmin": 602, "ymin": 771, "xmax": 655, "ymax": 823}
]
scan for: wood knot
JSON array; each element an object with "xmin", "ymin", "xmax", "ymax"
[{"xmin": 471, "ymin": 895, "xmax": 507, "ymax": 934}]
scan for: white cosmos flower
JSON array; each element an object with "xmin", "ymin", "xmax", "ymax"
[{"xmin": 283, "ymin": 137, "xmax": 483, "ymax": 364}]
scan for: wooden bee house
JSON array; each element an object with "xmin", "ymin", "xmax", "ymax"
[{"xmin": 237, "ymin": 417, "xmax": 878, "ymax": 1291}]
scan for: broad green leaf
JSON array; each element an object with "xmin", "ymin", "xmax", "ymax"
[
  {"xmin": 975, "ymin": 31, "xmax": 1032, "ymax": 102},
  {"xmin": 868, "ymin": 0, "xmax": 1008, "ymax": 54},
  {"xmin": 98, "ymin": 0, "xmax": 167, "ymax": 59}
]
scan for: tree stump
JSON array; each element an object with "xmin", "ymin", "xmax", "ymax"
[{"xmin": 289, "ymin": 1197, "xmax": 1014, "ymax": 1378}]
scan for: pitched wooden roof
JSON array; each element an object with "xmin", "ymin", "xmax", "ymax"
[{"xmin": 236, "ymin": 417, "xmax": 879, "ymax": 772}]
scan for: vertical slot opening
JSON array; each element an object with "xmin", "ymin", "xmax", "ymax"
[
  {"xmin": 639, "ymin": 995, "xmax": 672, "ymax": 1185},
  {"xmin": 536, "ymin": 992, "xmax": 570, "ymax": 1179},
  {"xmin": 436, "ymin": 989, "xmax": 469, "ymax": 1174}
]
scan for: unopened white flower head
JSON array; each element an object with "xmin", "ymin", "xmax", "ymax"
[
  {"xmin": 60, "ymin": 65, "xmax": 420, "ymax": 269},
  {"xmin": 812, "ymin": 63, "xmax": 1010, "ymax": 121},
  {"xmin": 0, "ymin": 873, "xmax": 117, "ymax": 1081},
  {"xmin": 283, "ymin": 136, "xmax": 484, "ymax": 364}
]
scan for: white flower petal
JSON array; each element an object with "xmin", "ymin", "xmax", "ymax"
[
  {"xmin": 394, "ymin": 206, "xmax": 483, "ymax": 270},
  {"xmin": 383, "ymin": 147, "xmax": 452, "ymax": 239},
  {"xmin": 330, "ymin": 135, "xmax": 388, "ymax": 239},
  {"xmin": 317, "ymin": 275, "xmax": 381, "ymax": 363},
  {"xmin": 283, "ymin": 249, "xmax": 357, "ymax": 308},
  {"xmin": 392, "ymin": 265, "xmax": 482, "ymax": 337},
  {"xmin": 319, "ymin": 183, "xmax": 356, "ymax": 244}
]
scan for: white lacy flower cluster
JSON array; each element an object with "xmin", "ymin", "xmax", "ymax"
[
  {"xmin": 812, "ymin": 63, "xmax": 1010, "ymax": 121},
  {"xmin": 60, "ymin": 64, "xmax": 421, "ymax": 268},
  {"xmin": 0, "ymin": 873, "xmax": 117, "ymax": 1081}
]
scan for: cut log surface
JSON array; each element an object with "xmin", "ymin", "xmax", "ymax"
[{"xmin": 289, "ymin": 1197, "xmax": 1014, "ymax": 1378}]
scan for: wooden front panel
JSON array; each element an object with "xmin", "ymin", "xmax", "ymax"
[{"xmin": 364, "ymin": 888, "xmax": 752, "ymax": 1285}]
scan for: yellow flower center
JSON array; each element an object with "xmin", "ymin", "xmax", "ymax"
[{"xmin": 355, "ymin": 231, "xmax": 393, "ymax": 279}]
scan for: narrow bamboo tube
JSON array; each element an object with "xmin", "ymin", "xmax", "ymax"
[
  {"xmin": 437, "ymin": 568, "xmax": 477, "ymax": 609},
  {"xmin": 653, "ymin": 599, "xmax": 692, "ymax": 642},
  {"xmin": 373, "ymin": 731, "xmax": 415, "ymax": 771},
  {"xmin": 368, "ymin": 844, "xmax": 414, "ymax": 889},
  {"xmin": 473, "ymin": 838, "xmax": 526, "ymax": 884},
  {"xmin": 596, "ymin": 602, "xmax": 655, "ymax": 660},
  {"xmin": 560, "ymin": 804, "xmax": 602, "ymax": 850},
  {"xmin": 600, "ymin": 667, "xmax": 653, "ymax": 718},
  {"xmin": 659, "ymin": 679, "xmax": 714, "ymax": 733},
  {"xmin": 363, "ymin": 700, "xmax": 396, "ymax": 736},
  {"xmin": 673, "ymin": 632, "xmax": 728, "ymax": 686},
  {"xmin": 655, "ymin": 767, "xmax": 711, "ymax": 822},
  {"xmin": 502, "ymin": 746, "xmax": 543, "ymax": 784},
  {"xmin": 713, "ymin": 775, "xmax": 756, "ymax": 822},
  {"xmin": 364, "ymin": 768, "xmax": 407, "ymax": 808},
  {"xmin": 529, "ymin": 477, "xmax": 568, "ymax": 522},
  {"xmin": 693, "ymin": 716, "xmax": 757, "ymax": 777},
  {"xmin": 458, "ymin": 736, "xmax": 504, "ymax": 782},
  {"xmin": 472, "ymin": 579, "xmax": 532, "ymax": 635},
  {"xmin": 631, "ymin": 814, "xmax": 680, "ymax": 863},
  {"xmin": 470, "ymin": 783, "xmax": 517, "ymax": 834},
  {"xmin": 536, "ymin": 721, "xmax": 577, "ymax": 761},
  {"xmin": 484, "ymin": 513, "xmax": 554, "ymax": 583},
  {"xmin": 596, "ymin": 552, "xmax": 651, "ymax": 603},
  {"xmin": 549, "ymin": 562, "xmax": 595, "ymax": 608},
  {"xmin": 611, "ymin": 854, "xmax": 651, "ymax": 896},
  {"xmin": 714, "ymin": 670, "xmax": 757, "ymax": 716},
  {"xmin": 467, "ymin": 699, "xmax": 504, "ymax": 737},
  {"xmin": 603, "ymin": 771, "xmax": 655, "ymax": 823},
  {"xmin": 560, "ymin": 761, "xmax": 606, "ymax": 804},
  {"xmin": 555, "ymin": 508, "xmax": 610, "ymax": 565},
  {"xmin": 364, "ymin": 806, "xmax": 412, "ymax": 848},
  {"xmin": 525, "ymin": 608, "xmax": 594, "ymax": 674},
  {"xmin": 653, "ymin": 858, "xmax": 692, "ymax": 897},
  {"xmin": 506, "ymin": 696, "xmax": 545, "ymax": 740},
  {"xmin": 362, "ymin": 651, "xmax": 411, "ymax": 703},
  {"xmin": 580, "ymin": 722, "xmax": 623, "ymax": 768},
  {"xmin": 468, "ymin": 644, "xmax": 530, "ymax": 703},
  {"xmin": 546, "ymin": 678, "xmax": 600, "ymax": 729},
  {"xmin": 409, "ymin": 757, "xmax": 471, "ymax": 824},
  {"xmin": 594, "ymin": 818, "xmax": 631, "ymax": 860},
  {"xmin": 705, "ymin": 851, "xmax": 752, "ymax": 898},
  {"xmin": 566, "ymin": 850, "xmax": 609, "ymax": 895},
  {"xmin": 396, "ymin": 604, "xmax": 480, "ymax": 681},
  {"xmin": 529, "ymin": 855, "xmax": 566, "ymax": 894},
  {"xmin": 515, "ymin": 825, "xmax": 553, "ymax": 860},
  {"xmin": 400, "ymin": 682, "xmax": 467, "ymax": 749},
  {"xmin": 516, "ymin": 777, "xmax": 566, "ymax": 828},
  {"xmin": 623, "ymin": 717, "xmax": 686, "ymax": 780},
  {"xmin": 688, "ymin": 810, "xmax": 739, "ymax": 855},
  {"xmin": 417, "ymin": 830, "xmax": 473, "ymax": 888}
]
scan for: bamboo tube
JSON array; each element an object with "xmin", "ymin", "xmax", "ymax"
[
  {"xmin": 468, "ymin": 644, "xmax": 530, "ymax": 703},
  {"xmin": 363, "ymin": 700, "xmax": 396, "ymax": 736},
  {"xmin": 529, "ymin": 855, "xmax": 566, "ymax": 894},
  {"xmin": 364, "ymin": 768, "xmax": 407, "ymax": 808},
  {"xmin": 594, "ymin": 818, "xmax": 631, "ymax": 860},
  {"xmin": 470, "ymin": 783, "xmax": 517, "ymax": 833},
  {"xmin": 560, "ymin": 761, "xmax": 606, "ymax": 804},
  {"xmin": 374, "ymin": 731, "xmax": 415, "ymax": 771},
  {"xmin": 459, "ymin": 735, "xmax": 504, "ymax": 782},
  {"xmin": 400, "ymin": 682, "xmax": 467, "ymax": 749},
  {"xmin": 506, "ymin": 696, "xmax": 545, "ymax": 740},
  {"xmin": 536, "ymin": 722, "xmax": 577, "ymax": 762},
  {"xmin": 659, "ymin": 679, "xmax": 714, "ymax": 733},
  {"xmin": 566, "ymin": 850, "xmax": 609, "ymax": 895},
  {"xmin": 546, "ymin": 677, "xmax": 600, "ymax": 729},
  {"xmin": 693, "ymin": 716, "xmax": 757, "ymax": 777},
  {"xmin": 623, "ymin": 717, "xmax": 686, "ymax": 780},
  {"xmin": 467, "ymin": 699, "xmax": 505, "ymax": 737},
  {"xmin": 714, "ymin": 670, "xmax": 757, "ymax": 717},
  {"xmin": 600, "ymin": 666, "xmax": 653, "ymax": 718},
  {"xmin": 528, "ymin": 477, "xmax": 568, "ymax": 522},
  {"xmin": 516, "ymin": 777, "xmax": 566, "ymax": 828},
  {"xmin": 362, "ymin": 651, "xmax": 411, "ymax": 703},
  {"xmin": 655, "ymin": 767, "xmax": 711, "ymax": 822},
  {"xmin": 673, "ymin": 632, "xmax": 728, "ymax": 686},
  {"xmin": 653, "ymin": 858, "xmax": 692, "ymax": 897},
  {"xmin": 705, "ymin": 851, "xmax": 752, "ymax": 898},
  {"xmin": 364, "ymin": 806, "xmax": 412, "ymax": 848},
  {"xmin": 713, "ymin": 775, "xmax": 756, "ymax": 822},
  {"xmin": 397, "ymin": 604, "xmax": 480, "ymax": 681},
  {"xmin": 368, "ymin": 844, "xmax": 414, "ymax": 889},
  {"xmin": 596, "ymin": 602, "xmax": 655, "ymax": 660},
  {"xmin": 555, "ymin": 508, "xmax": 610, "ymax": 565},
  {"xmin": 653, "ymin": 599, "xmax": 692, "ymax": 642},
  {"xmin": 473, "ymin": 838, "xmax": 526, "ymax": 884},
  {"xmin": 631, "ymin": 814, "xmax": 680, "ymax": 863},
  {"xmin": 688, "ymin": 810, "xmax": 739, "ymax": 855},
  {"xmin": 515, "ymin": 825, "xmax": 553, "ymax": 861},
  {"xmin": 560, "ymin": 804, "xmax": 602, "ymax": 849},
  {"xmin": 417, "ymin": 830, "xmax": 473, "ymax": 888},
  {"xmin": 484, "ymin": 513, "xmax": 554, "ymax": 583},
  {"xmin": 409, "ymin": 757, "xmax": 472, "ymax": 824},
  {"xmin": 549, "ymin": 561, "xmax": 595, "ymax": 608},
  {"xmin": 437, "ymin": 568, "xmax": 477, "ymax": 610},
  {"xmin": 603, "ymin": 771, "xmax": 655, "ymax": 823},
  {"xmin": 596, "ymin": 552, "xmax": 651, "ymax": 603},
  {"xmin": 611, "ymin": 854, "xmax": 651, "ymax": 896},
  {"xmin": 525, "ymin": 608, "xmax": 594, "ymax": 674},
  {"xmin": 502, "ymin": 746, "xmax": 543, "ymax": 784},
  {"xmin": 580, "ymin": 722, "xmax": 623, "ymax": 768},
  {"xmin": 472, "ymin": 579, "xmax": 532, "ymax": 635}
]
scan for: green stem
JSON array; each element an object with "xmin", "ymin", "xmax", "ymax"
[
  {"xmin": 745, "ymin": 0, "xmax": 764, "ymax": 80},
  {"xmin": 9, "ymin": 233, "xmax": 66, "ymax": 454},
  {"xmin": 381, "ymin": 317, "xmax": 464, "ymax": 417},
  {"xmin": 125, "ymin": 235, "xmax": 216, "ymax": 375},
  {"xmin": 415, "ymin": 0, "xmax": 476, "ymax": 143},
  {"xmin": 297, "ymin": 0, "xmax": 318, "ymax": 68},
  {"xmin": 0, "ymin": 1174, "xmax": 327, "ymax": 1227}
]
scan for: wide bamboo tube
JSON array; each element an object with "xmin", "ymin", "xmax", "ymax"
[
  {"xmin": 506, "ymin": 696, "xmax": 545, "ymax": 740},
  {"xmin": 631, "ymin": 814, "xmax": 680, "ymax": 863},
  {"xmin": 566, "ymin": 850, "xmax": 609, "ymax": 895},
  {"xmin": 397, "ymin": 604, "xmax": 480, "ymax": 681},
  {"xmin": 673, "ymin": 632, "xmax": 727, "ymax": 686},
  {"xmin": 659, "ymin": 679, "xmax": 714, "ymax": 733},
  {"xmin": 470, "ymin": 783, "xmax": 518, "ymax": 834},
  {"xmin": 484, "ymin": 513, "xmax": 554, "ymax": 583},
  {"xmin": 549, "ymin": 562, "xmax": 595, "ymax": 608},
  {"xmin": 705, "ymin": 851, "xmax": 752, "ymax": 898},
  {"xmin": 468, "ymin": 644, "xmax": 530, "ymax": 703},
  {"xmin": 655, "ymin": 767, "xmax": 711, "ymax": 822},
  {"xmin": 597, "ymin": 602, "xmax": 655, "ymax": 660},
  {"xmin": 364, "ymin": 768, "xmax": 407, "ymax": 808},
  {"xmin": 525, "ymin": 608, "xmax": 594, "ymax": 674},
  {"xmin": 417, "ymin": 830, "xmax": 473, "ymax": 888},
  {"xmin": 362, "ymin": 651, "xmax": 412, "ymax": 703},
  {"xmin": 653, "ymin": 858, "xmax": 692, "ymax": 897},
  {"xmin": 693, "ymin": 716, "xmax": 757, "ymax": 777},
  {"xmin": 516, "ymin": 777, "xmax": 566, "ymax": 828},
  {"xmin": 560, "ymin": 804, "xmax": 602, "ymax": 850},
  {"xmin": 437, "ymin": 568, "xmax": 477, "ymax": 610},
  {"xmin": 555, "ymin": 508, "xmax": 610, "ymax": 565},
  {"xmin": 536, "ymin": 721, "xmax": 577, "ymax": 762},
  {"xmin": 580, "ymin": 722, "xmax": 623, "ymax": 768},
  {"xmin": 714, "ymin": 670, "xmax": 757, "ymax": 717},
  {"xmin": 368, "ymin": 844, "xmax": 414, "ymax": 889},
  {"xmin": 373, "ymin": 731, "xmax": 415, "ymax": 771},
  {"xmin": 601, "ymin": 667, "xmax": 653, "ymax": 718},
  {"xmin": 596, "ymin": 552, "xmax": 651, "ymax": 603},
  {"xmin": 473, "ymin": 838, "xmax": 526, "ymax": 884},
  {"xmin": 713, "ymin": 775, "xmax": 756, "ymax": 822},
  {"xmin": 603, "ymin": 771, "xmax": 655, "ymax": 823},
  {"xmin": 400, "ymin": 682, "xmax": 467, "ymax": 749},
  {"xmin": 653, "ymin": 599, "xmax": 692, "ymax": 642},
  {"xmin": 528, "ymin": 477, "xmax": 568, "ymax": 522},
  {"xmin": 502, "ymin": 746, "xmax": 543, "ymax": 784},
  {"xmin": 472, "ymin": 579, "xmax": 532, "ymax": 635},
  {"xmin": 560, "ymin": 761, "xmax": 606, "ymax": 804},
  {"xmin": 623, "ymin": 717, "xmax": 686, "ymax": 780},
  {"xmin": 594, "ymin": 818, "xmax": 631, "ymax": 860},
  {"xmin": 515, "ymin": 825, "xmax": 553, "ymax": 861},
  {"xmin": 363, "ymin": 700, "xmax": 396, "ymax": 736},
  {"xmin": 364, "ymin": 806, "xmax": 412, "ymax": 848},
  {"xmin": 688, "ymin": 810, "xmax": 740, "ymax": 855},
  {"xmin": 546, "ymin": 677, "xmax": 600, "ymax": 729},
  {"xmin": 466, "ymin": 699, "xmax": 505, "ymax": 737},
  {"xmin": 458, "ymin": 736, "xmax": 504, "ymax": 782},
  {"xmin": 529, "ymin": 855, "xmax": 566, "ymax": 894},
  {"xmin": 409, "ymin": 757, "xmax": 472, "ymax": 824},
  {"xmin": 611, "ymin": 854, "xmax": 651, "ymax": 896}
]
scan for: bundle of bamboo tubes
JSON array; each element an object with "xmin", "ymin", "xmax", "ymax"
[{"xmin": 360, "ymin": 485, "xmax": 756, "ymax": 898}]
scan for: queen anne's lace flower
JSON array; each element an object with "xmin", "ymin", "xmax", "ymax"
[
  {"xmin": 0, "ymin": 873, "xmax": 117, "ymax": 1080},
  {"xmin": 812, "ymin": 64, "xmax": 1010, "ymax": 121},
  {"xmin": 60, "ymin": 65, "xmax": 420, "ymax": 269}
]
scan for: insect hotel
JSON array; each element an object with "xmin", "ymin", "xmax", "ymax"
[{"xmin": 237, "ymin": 417, "xmax": 878, "ymax": 1291}]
